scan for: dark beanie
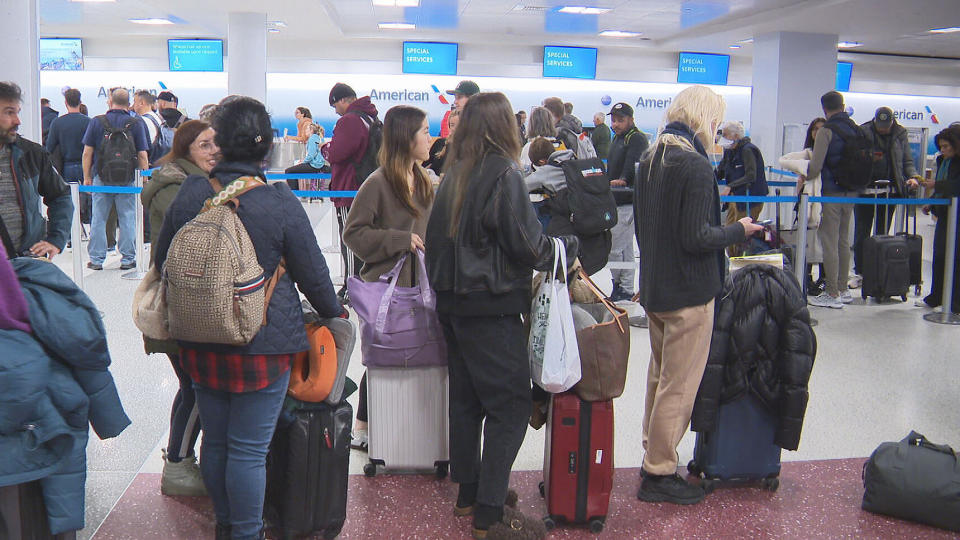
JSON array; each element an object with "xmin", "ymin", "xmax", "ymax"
[{"xmin": 329, "ymin": 83, "xmax": 356, "ymax": 106}]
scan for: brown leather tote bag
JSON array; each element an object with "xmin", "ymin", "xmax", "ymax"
[{"xmin": 571, "ymin": 270, "xmax": 630, "ymax": 401}]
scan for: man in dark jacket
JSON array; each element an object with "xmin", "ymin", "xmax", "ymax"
[
  {"xmin": 716, "ymin": 121, "xmax": 768, "ymax": 257},
  {"xmin": 849, "ymin": 107, "xmax": 923, "ymax": 288},
  {"xmin": 327, "ymin": 82, "xmax": 378, "ymax": 302},
  {"xmin": 40, "ymin": 98, "xmax": 59, "ymax": 144},
  {"xmin": 606, "ymin": 102, "xmax": 648, "ymax": 302},
  {"xmin": 0, "ymin": 82, "xmax": 73, "ymax": 259},
  {"xmin": 591, "ymin": 112, "xmax": 611, "ymax": 160}
]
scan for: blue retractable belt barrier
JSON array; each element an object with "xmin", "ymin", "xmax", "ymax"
[
  {"xmin": 78, "ymin": 185, "xmax": 357, "ymax": 198},
  {"xmin": 265, "ymin": 173, "xmax": 332, "ymax": 180},
  {"xmin": 79, "ymin": 185, "xmax": 143, "ymax": 194},
  {"xmin": 768, "ymin": 167, "xmax": 799, "ymax": 178}
]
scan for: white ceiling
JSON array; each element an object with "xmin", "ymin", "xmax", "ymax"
[{"xmin": 38, "ymin": 0, "xmax": 960, "ymax": 58}]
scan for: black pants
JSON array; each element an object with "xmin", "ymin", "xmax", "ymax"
[
  {"xmin": 166, "ymin": 353, "xmax": 201, "ymax": 461},
  {"xmin": 925, "ymin": 212, "xmax": 960, "ymax": 312},
  {"xmin": 442, "ymin": 312, "xmax": 531, "ymax": 508},
  {"xmin": 356, "ymin": 372, "xmax": 368, "ymax": 422},
  {"xmin": 853, "ymin": 193, "xmax": 895, "ymax": 274},
  {"xmin": 283, "ymin": 162, "xmax": 326, "ymax": 191},
  {"xmin": 335, "ymin": 206, "xmax": 362, "ymax": 293}
]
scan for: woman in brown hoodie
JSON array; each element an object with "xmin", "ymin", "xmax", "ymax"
[{"xmin": 342, "ymin": 105, "xmax": 435, "ymax": 450}]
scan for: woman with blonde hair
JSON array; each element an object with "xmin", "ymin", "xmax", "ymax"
[{"xmin": 634, "ymin": 85, "xmax": 762, "ymax": 505}]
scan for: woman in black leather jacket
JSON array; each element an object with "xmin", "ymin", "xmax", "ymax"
[{"xmin": 426, "ymin": 92, "xmax": 576, "ymax": 540}]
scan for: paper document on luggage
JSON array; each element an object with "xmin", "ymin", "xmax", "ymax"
[{"xmin": 729, "ymin": 253, "xmax": 784, "ymax": 271}]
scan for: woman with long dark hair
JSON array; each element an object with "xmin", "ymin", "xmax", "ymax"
[
  {"xmin": 285, "ymin": 106, "xmax": 313, "ymax": 142},
  {"xmin": 426, "ymin": 93, "xmax": 576, "ymax": 540},
  {"xmin": 342, "ymin": 105, "xmax": 434, "ymax": 450},
  {"xmin": 142, "ymin": 119, "xmax": 220, "ymax": 497},
  {"xmin": 917, "ymin": 126, "xmax": 960, "ymax": 312},
  {"xmin": 152, "ymin": 96, "xmax": 344, "ymax": 539}
]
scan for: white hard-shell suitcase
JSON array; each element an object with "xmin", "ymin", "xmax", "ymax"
[{"xmin": 363, "ymin": 365, "xmax": 450, "ymax": 477}]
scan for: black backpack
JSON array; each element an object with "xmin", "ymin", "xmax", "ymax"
[
  {"xmin": 95, "ymin": 115, "xmax": 138, "ymax": 185},
  {"xmin": 558, "ymin": 157, "xmax": 618, "ymax": 235},
  {"xmin": 348, "ymin": 111, "xmax": 382, "ymax": 187},
  {"xmin": 827, "ymin": 118, "xmax": 873, "ymax": 191}
]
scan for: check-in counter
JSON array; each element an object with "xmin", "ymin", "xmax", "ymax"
[{"xmin": 267, "ymin": 140, "xmax": 307, "ymax": 171}]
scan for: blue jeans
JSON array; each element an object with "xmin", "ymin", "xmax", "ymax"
[
  {"xmin": 88, "ymin": 176, "xmax": 136, "ymax": 265},
  {"xmin": 194, "ymin": 371, "xmax": 290, "ymax": 539}
]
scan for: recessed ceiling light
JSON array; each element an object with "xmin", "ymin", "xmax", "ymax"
[
  {"xmin": 599, "ymin": 30, "xmax": 641, "ymax": 38},
  {"xmin": 558, "ymin": 6, "xmax": 612, "ymax": 15},
  {"xmin": 378, "ymin": 22, "xmax": 415, "ymax": 29},
  {"xmin": 267, "ymin": 28, "xmax": 280, "ymax": 33},
  {"xmin": 838, "ymin": 41, "xmax": 863, "ymax": 48},
  {"xmin": 70, "ymin": 0, "xmax": 116, "ymax": 3},
  {"xmin": 729, "ymin": 44, "xmax": 741, "ymax": 49},
  {"xmin": 129, "ymin": 18, "xmax": 174, "ymax": 25},
  {"xmin": 929, "ymin": 27, "xmax": 960, "ymax": 34},
  {"xmin": 268, "ymin": 21, "xmax": 287, "ymax": 28},
  {"xmin": 512, "ymin": 4, "xmax": 550, "ymax": 12},
  {"xmin": 373, "ymin": 0, "xmax": 420, "ymax": 6},
  {"xmin": 737, "ymin": 37, "xmax": 753, "ymax": 44}
]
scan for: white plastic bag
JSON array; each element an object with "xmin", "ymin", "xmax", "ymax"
[{"xmin": 528, "ymin": 238, "xmax": 582, "ymax": 393}]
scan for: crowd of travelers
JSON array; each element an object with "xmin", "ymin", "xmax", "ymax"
[{"xmin": 2, "ymin": 74, "xmax": 959, "ymax": 540}]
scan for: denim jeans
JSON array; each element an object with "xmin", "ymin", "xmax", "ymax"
[
  {"xmin": 194, "ymin": 371, "xmax": 289, "ymax": 539},
  {"xmin": 88, "ymin": 176, "xmax": 136, "ymax": 265}
]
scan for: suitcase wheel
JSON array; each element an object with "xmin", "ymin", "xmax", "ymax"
[
  {"xmin": 363, "ymin": 462, "xmax": 377, "ymax": 477},
  {"xmin": 542, "ymin": 516, "xmax": 556, "ymax": 531},
  {"xmin": 701, "ymin": 477, "xmax": 717, "ymax": 494},
  {"xmin": 687, "ymin": 460, "xmax": 701, "ymax": 477},
  {"xmin": 762, "ymin": 477, "xmax": 780, "ymax": 492},
  {"xmin": 901, "ymin": 295, "xmax": 907, "ymax": 302},
  {"xmin": 435, "ymin": 462, "xmax": 448, "ymax": 479},
  {"xmin": 589, "ymin": 518, "xmax": 605, "ymax": 533},
  {"xmin": 538, "ymin": 481, "xmax": 545, "ymax": 498}
]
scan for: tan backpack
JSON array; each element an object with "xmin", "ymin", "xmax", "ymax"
[{"xmin": 164, "ymin": 176, "xmax": 284, "ymax": 345}]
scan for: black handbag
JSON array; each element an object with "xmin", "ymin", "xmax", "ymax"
[{"xmin": 862, "ymin": 431, "xmax": 960, "ymax": 532}]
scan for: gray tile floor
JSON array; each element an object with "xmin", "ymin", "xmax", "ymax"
[{"xmin": 51, "ymin": 204, "xmax": 959, "ymax": 539}]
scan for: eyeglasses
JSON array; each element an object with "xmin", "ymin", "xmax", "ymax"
[{"xmin": 192, "ymin": 141, "xmax": 217, "ymax": 153}]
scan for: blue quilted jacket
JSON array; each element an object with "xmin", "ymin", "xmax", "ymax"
[
  {"xmin": 153, "ymin": 161, "xmax": 344, "ymax": 355},
  {"xmin": 1, "ymin": 257, "xmax": 130, "ymax": 534}
]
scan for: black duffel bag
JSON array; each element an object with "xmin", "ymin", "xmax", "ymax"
[{"xmin": 862, "ymin": 431, "xmax": 960, "ymax": 532}]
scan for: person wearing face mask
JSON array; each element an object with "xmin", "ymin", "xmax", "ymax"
[
  {"xmin": 141, "ymin": 119, "xmax": 220, "ymax": 497},
  {"xmin": 634, "ymin": 86, "xmax": 763, "ymax": 505},
  {"xmin": 715, "ymin": 121, "xmax": 768, "ymax": 257}
]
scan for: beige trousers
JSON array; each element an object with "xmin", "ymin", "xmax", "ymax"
[{"xmin": 641, "ymin": 299, "xmax": 715, "ymax": 475}]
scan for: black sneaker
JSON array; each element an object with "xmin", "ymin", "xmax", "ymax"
[
  {"xmin": 120, "ymin": 261, "xmax": 136, "ymax": 270},
  {"xmin": 87, "ymin": 262, "xmax": 103, "ymax": 271},
  {"xmin": 637, "ymin": 472, "xmax": 705, "ymax": 505}
]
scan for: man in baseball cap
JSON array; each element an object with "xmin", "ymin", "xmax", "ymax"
[
  {"xmin": 156, "ymin": 91, "xmax": 184, "ymax": 128},
  {"xmin": 445, "ymin": 80, "xmax": 479, "ymax": 110}
]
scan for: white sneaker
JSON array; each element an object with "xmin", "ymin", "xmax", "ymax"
[
  {"xmin": 848, "ymin": 274, "xmax": 863, "ymax": 289},
  {"xmin": 840, "ymin": 290, "xmax": 854, "ymax": 304},
  {"xmin": 809, "ymin": 292, "xmax": 843, "ymax": 309},
  {"xmin": 351, "ymin": 429, "xmax": 368, "ymax": 451},
  {"xmin": 915, "ymin": 299, "xmax": 933, "ymax": 308}
]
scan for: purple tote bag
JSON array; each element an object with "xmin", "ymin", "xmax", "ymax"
[{"xmin": 347, "ymin": 249, "xmax": 447, "ymax": 368}]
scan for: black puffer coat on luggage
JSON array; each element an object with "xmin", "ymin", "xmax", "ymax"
[{"xmin": 691, "ymin": 264, "xmax": 816, "ymax": 451}]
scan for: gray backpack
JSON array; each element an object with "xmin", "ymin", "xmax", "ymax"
[{"xmin": 163, "ymin": 176, "xmax": 284, "ymax": 345}]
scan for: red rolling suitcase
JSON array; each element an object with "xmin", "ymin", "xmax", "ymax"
[{"xmin": 539, "ymin": 392, "xmax": 613, "ymax": 533}]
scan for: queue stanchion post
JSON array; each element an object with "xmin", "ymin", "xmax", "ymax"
[
  {"xmin": 70, "ymin": 182, "xmax": 84, "ymax": 291},
  {"xmin": 122, "ymin": 170, "xmax": 148, "ymax": 281},
  {"xmin": 924, "ymin": 196, "xmax": 960, "ymax": 325}
]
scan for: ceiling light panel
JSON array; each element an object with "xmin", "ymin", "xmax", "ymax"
[
  {"xmin": 373, "ymin": 0, "xmax": 420, "ymax": 6},
  {"xmin": 129, "ymin": 18, "xmax": 174, "ymax": 25},
  {"xmin": 838, "ymin": 41, "xmax": 863, "ymax": 48},
  {"xmin": 512, "ymin": 4, "xmax": 550, "ymax": 12},
  {"xmin": 929, "ymin": 27, "xmax": 960, "ymax": 34},
  {"xmin": 69, "ymin": 0, "xmax": 116, "ymax": 3},
  {"xmin": 558, "ymin": 6, "xmax": 612, "ymax": 15},
  {"xmin": 378, "ymin": 22, "xmax": 416, "ymax": 29},
  {"xmin": 599, "ymin": 30, "xmax": 641, "ymax": 37}
]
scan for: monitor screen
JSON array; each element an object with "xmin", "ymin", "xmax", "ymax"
[
  {"xmin": 543, "ymin": 46, "xmax": 597, "ymax": 79},
  {"xmin": 677, "ymin": 52, "xmax": 729, "ymax": 85},
  {"xmin": 40, "ymin": 38, "xmax": 83, "ymax": 71},
  {"xmin": 402, "ymin": 41, "xmax": 458, "ymax": 75},
  {"xmin": 836, "ymin": 62, "xmax": 853, "ymax": 92},
  {"xmin": 168, "ymin": 39, "xmax": 224, "ymax": 72}
]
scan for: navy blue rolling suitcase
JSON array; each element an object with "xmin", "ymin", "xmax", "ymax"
[{"xmin": 687, "ymin": 394, "xmax": 781, "ymax": 493}]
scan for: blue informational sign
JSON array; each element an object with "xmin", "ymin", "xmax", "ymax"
[
  {"xmin": 40, "ymin": 38, "xmax": 83, "ymax": 71},
  {"xmin": 677, "ymin": 52, "xmax": 729, "ymax": 85},
  {"xmin": 543, "ymin": 46, "xmax": 597, "ymax": 79},
  {"xmin": 402, "ymin": 41, "xmax": 458, "ymax": 75},
  {"xmin": 168, "ymin": 39, "xmax": 224, "ymax": 72},
  {"xmin": 836, "ymin": 62, "xmax": 853, "ymax": 92}
]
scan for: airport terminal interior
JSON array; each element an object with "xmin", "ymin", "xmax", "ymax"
[{"xmin": 3, "ymin": 0, "xmax": 960, "ymax": 539}]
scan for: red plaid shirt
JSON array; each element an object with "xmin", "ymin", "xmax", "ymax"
[{"xmin": 179, "ymin": 348, "xmax": 293, "ymax": 393}]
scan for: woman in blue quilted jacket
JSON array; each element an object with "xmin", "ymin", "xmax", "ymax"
[{"xmin": 152, "ymin": 96, "xmax": 345, "ymax": 540}]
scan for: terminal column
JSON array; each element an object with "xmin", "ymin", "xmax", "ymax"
[
  {"xmin": 749, "ymin": 32, "xmax": 838, "ymax": 161},
  {"xmin": 227, "ymin": 12, "xmax": 267, "ymax": 102},
  {"xmin": 1, "ymin": 0, "xmax": 41, "ymax": 142}
]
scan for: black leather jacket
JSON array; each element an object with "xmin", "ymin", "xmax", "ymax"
[{"xmin": 426, "ymin": 153, "xmax": 578, "ymax": 316}]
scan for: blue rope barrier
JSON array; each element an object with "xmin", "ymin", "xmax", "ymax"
[
  {"xmin": 292, "ymin": 190, "xmax": 358, "ymax": 198},
  {"xmin": 265, "ymin": 173, "xmax": 332, "ymax": 180},
  {"xmin": 722, "ymin": 195, "xmax": 798, "ymax": 204},
  {"xmin": 79, "ymin": 185, "xmax": 143, "ymax": 194},
  {"xmin": 78, "ymin": 185, "xmax": 358, "ymax": 198},
  {"xmin": 768, "ymin": 167, "xmax": 799, "ymax": 178},
  {"xmin": 766, "ymin": 181, "xmax": 796, "ymax": 187},
  {"xmin": 809, "ymin": 196, "xmax": 948, "ymax": 205}
]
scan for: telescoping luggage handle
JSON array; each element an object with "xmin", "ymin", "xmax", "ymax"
[{"xmin": 374, "ymin": 248, "xmax": 437, "ymax": 337}]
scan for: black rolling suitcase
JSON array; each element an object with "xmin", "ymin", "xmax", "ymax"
[
  {"xmin": 264, "ymin": 398, "xmax": 352, "ymax": 540},
  {"xmin": 896, "ymin": 204, "xmax": 923, "ymax": 295},
  {"xmin": 860, "ymin": 181, "xmax": 910, "ymax": 301}
]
